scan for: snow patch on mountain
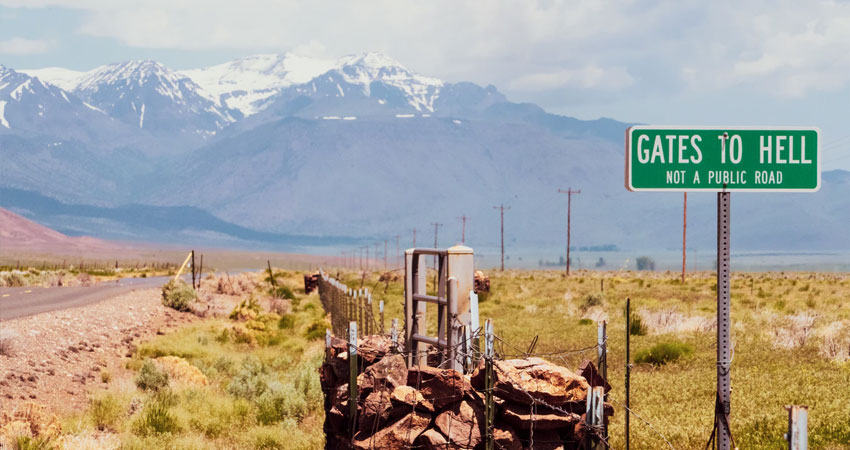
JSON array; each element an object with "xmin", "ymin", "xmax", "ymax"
[
  {"xmin": 20, "ymin": 67, "xmax": 85, "ymax": 91},
  {"xmin": 0, "ymin": 100, "xmax": 9, "ymax": 128},
  {"xmin": 181, "ymin": 53, "xmax": 335, "ymax": 116}
]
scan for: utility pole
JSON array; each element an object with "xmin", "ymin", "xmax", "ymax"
[
  {"xmin": 395, "ymin": 235, "xmax": 400, "ymax": 267},
  {"xmin": 682, "ymin": 192, "xmax": 687, "ymax": 284},
  {"xmin": 384, "ymin": 239, "xmax": 388, "ymax": 269},
  {"xmin": 493, "ymin": 204, "xmax": 509, "ymax": 271},
  {"xmin": 430, "ymin": 222, "xmax": 443, "ymax": 274},
  {"xmin": 374, "ymin": 243, "xmax": 380, "ymax": 270},
  {"xmin": 412, "ymin": 228, "xmax": 417, "ymax": 248},
  {"xmin": 359, "ymin": 247, "xmax": 363, "ymax": 270},
  {"xmin": 558, "ymin": 188, "xmax": 581, "ymax": 276},
  {"xmin": 457, "ymin": 215, "xmax": 468, "ymax": 244}
]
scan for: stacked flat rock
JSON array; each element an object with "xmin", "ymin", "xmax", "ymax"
[{"xmin": 320, "ymin": 336, "xmax": 613, "ymax": 450}]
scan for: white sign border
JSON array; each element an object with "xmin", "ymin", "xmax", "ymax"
[{"xmin": 625, "ymin": 125, "xmax": 822, "ymax": 193}]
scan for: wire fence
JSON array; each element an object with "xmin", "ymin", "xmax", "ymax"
[{"xmin": 316, "ymin": 269, "xmax": 635, "ymax": 449}]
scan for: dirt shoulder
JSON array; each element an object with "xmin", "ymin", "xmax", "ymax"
[{"xmin": 0, "ymin": 288, "xmax": 196, "ymax": 414}]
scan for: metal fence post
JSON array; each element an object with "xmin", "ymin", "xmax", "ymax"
[
  {"xmin": 325, "ymin": 329, "xmax": 331, "ymax": 362},
  {"xmin": 484, "ymin": 319, "xmax": 495, "ymax": 450},
  {"xmin": 404, "ymin": 249, "xmax": 414, "ymax": 364},
  {"xmin": 786, "ymin": 406, "xmax": 808, "ymax": 450},
  {"xmin": 348, "ymin": 321, "xmax": 358, "ymax": 442},
  {"xmin": 391, "ymin": 318, "xmax": 399, "ymax": 350},
  {"xmin": 469, "ymin": 290, "xmax": 480, "ymax": 363},
  {"xmin": 598, "ymin": 320, "xmax": 608, "ymax": 440},
  {"xmin": 379, "ymin": 300, "xmax": 385, "ymax": 334},
  {"xmin": 447, "ymin": 277, "xmax": 462, "ymax": 372},
  {"xmin": 625, "ymin": 298, "xmax": 631, "ymax": 450}
]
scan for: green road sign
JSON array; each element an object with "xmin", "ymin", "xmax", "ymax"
[{"xmin": 625, "ymin": 126, "xmax": 821, "ymax": 192}]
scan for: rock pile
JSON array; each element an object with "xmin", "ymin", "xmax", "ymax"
[
  {"xmin": 304, "ymin": 272, "xmax": 320, "ymax": 294},
  {"xmin": 320, "ymin": 335, "xmax": 612, "ymax": 449},
  {"xmin": 473, "ymin": 271, "xmax": 490, "ymax": 294}
]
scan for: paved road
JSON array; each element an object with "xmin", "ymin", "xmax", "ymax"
[{"xmin": 0, "ymin": 276, "xmax": 172, "ymax": 320}]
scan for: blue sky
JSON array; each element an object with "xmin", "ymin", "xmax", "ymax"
[{"xmin": 1, "ymin": 0, "xmax": 848, "ymax": 170}]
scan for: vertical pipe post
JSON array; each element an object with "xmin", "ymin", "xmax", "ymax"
[
  {"xmin": 191, "ymin": 250, "xmax": 196, "ymax": 288},
  {"xmin": 484, "ymin": 319, "xmax": 495, "ymax": 450},
  {"xmin": 404, "ymin": 249, "xmax": 414, "ymax": 364},
  {"xmin": 379, "ymin": 301, "xmax": 385, "ymax": 334},
  {"xmin": 598, "ymin": 320, "xmax": 608, "ymax": 440},
  {"xmin": 447, "ymin": 277, "xmax": 461, "ymax": 372},
  {"xmin": 348, "ymin": 321, "xmax": 358, "ymax": 442},
  {"xmin": 717, "ymin": 191, "xmax": 732, "ymax": 450},
  {"xmin": 391, "ymin": 318, "xmax": 399, "ymax": 350},
  {"xmin": 785, "ymin": 405, "xmax": 808, "ymax": 450},
  {"xmin": 683, "ymin": 192, "xmax": 688, "ymax": 284},
  {"xmin": 469, "ymin": 290, "xmax": 480, "ymax": 363},
  {"xmin": 625, "ymin": 298, "xmax": 631, "ymax": 450}
]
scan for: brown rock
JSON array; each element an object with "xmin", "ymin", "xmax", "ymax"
[
  {"xmin": 319, "ymin": 362, "xmax": 338, "ymax": 391},
  {"xmin": 357, "ymin": 353, "xmax": 408, "ymax": 394},
  {"xmin": 499, "ymin": 401, "xmax": 581, "ymax": 430},
  {"xmin": 415, "ymin": 428, "xmax": 449, "ymax": 449},
  {"xmin": 434, "ymin": 400, "xmax": 484, "ymax": 449},
  {"xmin": 390, "ymin": 385, "xmax": 434, "ymax": 412},
  {"xmin": 528, "ymin": 430, "xmax": 564, "ymax": 450},
  {"xmin": 330, "ymin": 351, "xmax": 349, "ymax": 380},
  {"xmin": 578, "ymin": 359, "xmax": 611, "ymax": 393},
  {"xmin": 358, "ymin": 335, "xmax": 392, "ymax": 366},
  {"xmin": 493, "ymin": 425, "xmax": 523, "ymax": 450},
  {"xmin": 359, "ymin": 390, "xmax": 394, "ymax": 434},
  {"xmin": 408, "ymin": 366, "xmax": 472, "ymax": 409},
  {"xmin": 489, "ymin": 358, "xmax": 589, "ymax": 406},
  {"xmin": 353, "ymin": 410, "xmax": 431, "ymax": 449}
]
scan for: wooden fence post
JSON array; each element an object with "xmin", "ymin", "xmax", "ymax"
[
  {"xmin": 484, "ymin": 319, "xmax": 495, "ymax": 450},
  {"xmin": 348, "ymin": 321, "xmax": 358, "ymax": 442},
  {"xmin": 785, "ymin": 405, "xmax": 808, "ymax": 450}
]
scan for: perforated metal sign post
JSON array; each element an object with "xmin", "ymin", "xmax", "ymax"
[{"xmin": 625, "ymin": 126, "xmax": 821, "ymax": 450}]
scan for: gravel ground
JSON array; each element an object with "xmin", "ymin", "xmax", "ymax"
[{"xmin": 0, "ymin": 288, "xmax": 196, "ymax": 414}]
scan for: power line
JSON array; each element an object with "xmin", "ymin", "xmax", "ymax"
[{"xmin": 457, "ymin": 215, "xmax": 468, "ymax": 244}]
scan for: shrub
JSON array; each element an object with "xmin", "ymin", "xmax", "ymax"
[
  {"xmin": 89, "ymin": 394, "xmax": 123, "ymax": 431},
  {"xmin": 624, "ymin": 305, "xmax": 647, "ymax": 336},
  {"xmin": 636, "ymin": 256, "xmax": 656, "ymax": 271},
  {"xmin": 581, "ymin": 293, "xmax": 605, "ymax": 310},
  {"xmin": 133, "ymin": 402, "xmax": 179, "ymax": 436},
  {"xmin": 304, "ymin": 321, "xmax": 326, "ymax": 340},
  {"xmin": 635, "ymin": 341, "xmax": 694, "ymax": 366},
  {"xmin": 100, "ymin": 370, "xmax": 111, "ymax": 383},
  {"xmin": 270, "ymin": 286, "xmax": 295, "ymax": 300},
  {"xmin": 11, "ymin": 436, "xmax": 55, "ymax": 450},
  {"xmin": 0, "ymin": 329, "xmax": 17, "ymax": 356},
  {"xmin": 278, "ymin": 314, "xmax": 295, "ymax": 329},
  {"xmin": 229, "ymin": 296, "xmax": 261, "ymax": 321},
  {"xmin": 578, "ymin": 318, "xmax": 593, "ymax": 325},
  {"xmin": 3, "ymin": 272, "xmax": 25, "ymax": 287},
  {"xmin": 135, "ymin": 360, "xmax": 169, "ymax": 392},
  {"xmin": 161, "ymin": 280, "xmax": 195, "ymax": 312},
  {"xmin": 227, "ymin": 357, "xmax": 270, "ymax": 400}
]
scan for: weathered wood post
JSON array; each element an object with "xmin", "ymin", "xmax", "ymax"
[
  {"xmin": 484, "ymin": 319, "xmax": 495, "ymax": 450},
  {"xmin": 191, "ymin": 250, "xmax": 196, "ymax": 288},
  {"xmin": 785, "ymin": 405, "xmax": 808, "ymax": 450},
  {"xmin": 348, "ymin": 321, "xmax": 358, "ymax": 442},
  {"xmin": 325, "ymin": 329, "xmax": 331, "ymax": 362}
]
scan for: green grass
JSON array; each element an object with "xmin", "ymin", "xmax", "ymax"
[
  {"xmin": 334, "ymin": 268, "xmax": 850, "ymax": 450},
  {"xmin": 57, "ymin": 270, "xmax": 328, "ymax": 450}
]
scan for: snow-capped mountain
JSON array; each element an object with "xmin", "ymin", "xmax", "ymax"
[
  {"xmin": 19, "ymin": 67, "xmax": 85, "ymax": 92},
  {"xmin": 73, "ymin": 60, "xmax": 238, "ymax": 141},
  {"xmin": 180, "ymin": 53, "xmax": 336, "ymax": 116},
  {"xmin": 0, "ymin": 66, "xmax": 117, "ymax": 139}
]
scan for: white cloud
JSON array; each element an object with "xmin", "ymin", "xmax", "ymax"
[
  {"xmin": 509, "ymin": 65, "xmax": 634, "ymax": 92},
  {"xmin": 0, "ymin": 37, "xmax": 52, "ymax": 55},
  {"xmin": 1, "ymin": 0, "xmax": 848, "ymax": 99}
]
